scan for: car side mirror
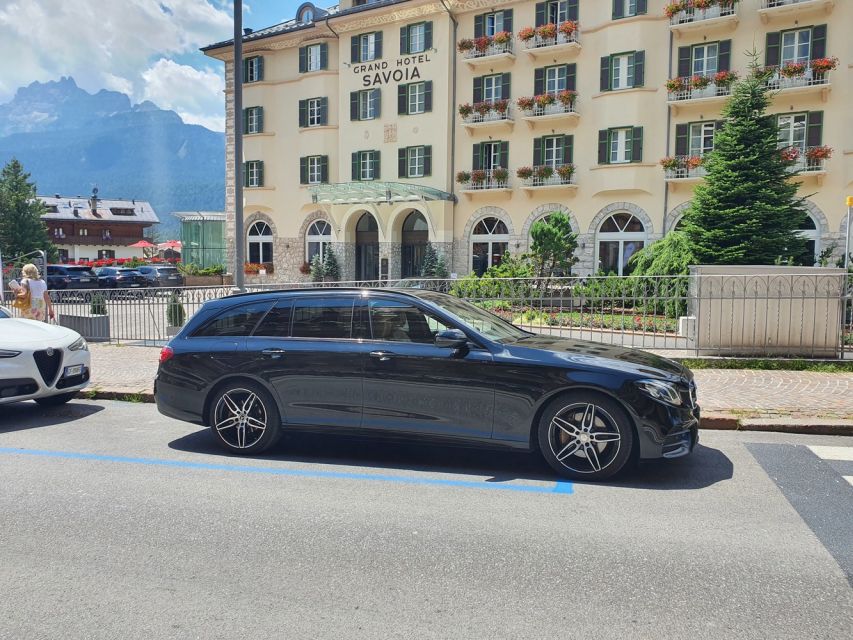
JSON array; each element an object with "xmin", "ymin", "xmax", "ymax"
[{"xmin": 435, "ymin": 328, "xmax": 468, "ymax": 349}]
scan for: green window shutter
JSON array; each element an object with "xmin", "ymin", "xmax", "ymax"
[
  {"xmin": 351, "ymin": 36, "xmax": 359, "ymax": 63},
  {"xmin": 319, "ymin": 97, "xmax": 328, "ymax": 125},
  {"xmin": 677, "ymin": 46, "xmax": 691, "ymax": 77},
  {"xmin": 535, "ymin": 3, "xmax": 545, "ymax": 27},
  {"xmin": 472, "ymin": 143, "xmax": 482, "ymax": 170},
  {"xmin": 567, "ymin": 0, "xmax": 579, "ymax": 21},
  {"xmin": 319, "ymin": 43, "xmax": 328, "ymax": 70},
  {"xmin": 566, "ymin": 64, "xmax": 576, "ymax": 91},
  {"xmin": 372, "ymin": 151, "xmax": 381, "ymax": 180},
  {"xmin": 299, "ymin": 157, "xmax": 308, "ymax": 185},
  {"xmin": 718, "ymin": 40, "xmax": 732, "ymax": 72},
  {"xmin": 423, "ymin": 146, "xmax": 432, "ymax": 176},
  {"xmin": 632, "ymin": 50, "xmax": 645, "ymax": 87},
  {"xmin": 400, "ymin": 26, "xmax": 409, "ymax": 55},
  {"xmin": 501, "ymin": 73, "xmax": 511, "ymax": 100},
  {"xmin": 424, "ymin": 22, "xmax": 433, "ymax": 49},
  {"xmin": 298, "ymin": 100, "xmax": 307, "ymax": 128},
  {"xmin": 352, "ymin": 152, "xmax": 360, "ymax": 181},
  {"xmin": 298, "ymin": 47, "xmax": 307, "ymax": 73},
  {"xmin": 375, "ymin": 31, "xmax": 383, "ymax": 59},
  {"xmin": 474, "ymin": 14, "xmax": 484, "ymax": 39},
  {"xmin": 320, "ymin": 156, "xmax": 329, "ymax": 183},
  {"xmin": 499, "ymin": 141, "xmax": 509, "ymax": 168},
  {"xmin": 811, "ymin": 25, "xmax": 827, "ymax": 60},
  {"xmin": 598, "ymin": 130, "xmax": 609, "ymax": 164},
  {"xmin": 424, "ymin": 81, "xmax": 433, "ymax": 112},
  {"xmin": 473, "ymin": 76, "xmax": 483, "ymax": 103},
  {"xmin": 503, "ymin": 10, "xmax": 513, "ymax": 33},
  {"xmin": 398, "ymin": 84, "xmax": 407, "ymax": 114},
  {"xmin": 373, "ymin": 89, "xmax": 381, "ymax": 118},
  {"xmin": 242, "ymin": 161, "xmax": 249, "ymax": 187},
  {"xmin": 257, "ymin": 161, "xmax": 264, "ymax": 187},
  {"xmin": 613, "ymin": 0, "xmax": 624, "ymax": 19},
  {"xmin": 350, "ymin": 91, "xmax": 359, "ymax": 121},
  {"xmin": 806, "ymin": 111, "xmax": 823, "ymax": 147},
  {"xmin": 257, "ymin": 57, "xmax": 264, "ymax": 81},
  {"xmin": 257, "ymin": 107, "xmax": 263, "ymax": 133},
  {"xmin": 637, "ymin": 0, "xmax": 647, "ymax": 14},
  {"xmin": 534, "ymin": 68, "xmax": 545, "ymax": 96},
  {"xmin": 765, "ymin": 32, "xmax": 781, "ymax": 67},
  {"xmin": 398, "ymin": 148, "xmax": 407, "ymax": 178},
  {"xmin": 675, "ymin": 124, "xmax": 689, "ymax": 156},
  {"xmin": 631, "ymin": 127, "xmax": 643, "ymax": 163},
  {"xmin": 600, "ymin": 56, "xmax": 611, "ymax": 91},
  {"xmin": 533, "ymin": 137, "xmax": 543, "ymax": 166},
  {"xmin": 242, "ymin": 58, "xmax": 249, "ymax": 82},
  {"xmin": 563, "ymin": 135, "xmax": 574, "ymax": 164},
  {"xmin": 242, "ymin": 108, "xmax": 249, "ymax": 133}
]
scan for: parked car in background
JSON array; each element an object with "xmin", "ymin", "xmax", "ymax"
[
  {"xmin": 137, "ymin": 265, "xmax": 184, "ymax": 288},
  {"xmin": 45, "ymin": 265, "xmax": 99, "ymax": 291},
  {"xmin": 95, "ymin": 267, "xmax": 147, "ymax": 289},
  {"xmin": 155, "ymin": 288, "xmax": 699, "ymax": 481},
  {"xmin": 0, "ymin": 305, "xmax": 91, "ymax": 406}
]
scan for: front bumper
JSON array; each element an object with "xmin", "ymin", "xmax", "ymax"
[
  {"xmin": 632, "ymin": 397, "xmax": 700, "ymax": 461},
  {"xmin": 0, "ymin": 348, "xmax": 91, "ymax": 405}
]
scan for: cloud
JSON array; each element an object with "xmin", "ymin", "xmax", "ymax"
[
  {"xmin": 142, "ymin": 58, "xmax": 225, "ymax": 131},
  {"xmin": 0, "ymin": 0, "xmax": 232, "ymax": 128}
]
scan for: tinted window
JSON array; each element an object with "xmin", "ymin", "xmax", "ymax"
[
  {"xmin": 137, "ymin": 267, "xmax": 152, "ymax": 273},
  {"xmin": 253, "ymin": 300, "xmax": 293, "ymax": 337},
  {"xmin": 157, "ymin": 267, "xmax": 178, "ymax": 274},
  {"xmin": 369, "ymin": 299, "xmax": 449, "ymax": 343},
  {"xmin": 65, "ymin": 267, "xmax": 93, "ymax": 275},
  {"xmin": 291, "ymin": 298, "xmax": 354, "ymax": 339},
  {"xmin": 195, "ymin": 301, "xmax": 273, "ymax": 337}
]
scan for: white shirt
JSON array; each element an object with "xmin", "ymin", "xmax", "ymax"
[{"xmin": 24, "ymin": 278, "xmax": 47, "ymax": 307}]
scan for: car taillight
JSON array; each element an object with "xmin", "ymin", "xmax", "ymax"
[{"xmin": 159, "ymin": 346, "xmax": 174, "ymax": 364}]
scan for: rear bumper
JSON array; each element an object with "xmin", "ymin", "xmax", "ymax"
[{"xmin": 154, "ymin": 374, "xmax": 206, "ymax": 426}]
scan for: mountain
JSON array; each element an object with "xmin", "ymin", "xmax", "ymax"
[{"xmin": 0, "ymin": 77, "xmax": 225, "ymax": 237}]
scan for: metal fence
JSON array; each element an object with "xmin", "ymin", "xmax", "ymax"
[{"xmin": 3, "ymin": 274, "xmax": 852, "ymax": 359}]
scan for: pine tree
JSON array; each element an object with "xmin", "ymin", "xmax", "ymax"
[
  {"xmin": 529, "ymin": 211, "xmax": 579, "ymax": 276},
  {"xmin": 309, "ymin": 253, "xmax": 325, "ymax": 282},
  {"xmin": 322, "ymin": 246, "xmax": 340, "ymax": 281},
  {"xmin": 0, "ymin": 158, "xmax": 55, "ymax": 260},
  {"xmin": 681, "ymin": 64, "xmax": 809, "ymax": 265},
  {"xmin": 420, "ymin": 243, "xmax": 438, "ymax": 277},
  {"xmin": 434, "ymin": 251, "xmax": 449, "ymax": 279}
]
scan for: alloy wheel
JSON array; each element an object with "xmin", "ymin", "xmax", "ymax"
[
  {"xmin": 547, "ymin": 403, "xmax": 622, "ymax": 474},
  {"xmin": 213, "ymin": 388, "xmax": 268, "ymax": 449}
]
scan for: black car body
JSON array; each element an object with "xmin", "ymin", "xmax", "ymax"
[
  {"xmin": 95, "ymin": 267, "xmax": 147, "ymax": 288},
  {"xmin": 45, "ymin": 265, "xmax": 99, "ymax": 290},
  {"xmin": 155, "ymin": 289, "xmax": 699, "ymax": 480},
  {"xmin": 136, "ymin": 265, "xmax": 185, "ymax": 288}
]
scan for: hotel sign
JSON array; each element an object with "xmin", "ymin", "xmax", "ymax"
[{"xmin": 355, "ymin": 54, "xmax": 432, "ymax": 87}]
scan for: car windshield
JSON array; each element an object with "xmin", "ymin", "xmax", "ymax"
[
  {"xmin": 416, "ymin": 291, "xmax": 529, "ymax": 343},
  {"xmin": 118, "ymin": 269, "xmax": 140, "ymax": 274},
  {"xmin": 0, "ymin": 306, "xmax": 10, "ymax": 319}
]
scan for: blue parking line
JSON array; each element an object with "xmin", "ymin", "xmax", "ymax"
[{"xmin": 0, "ymin": 446, "xmax": 572, "ymax": 495}]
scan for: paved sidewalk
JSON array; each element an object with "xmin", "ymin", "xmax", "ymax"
[{"xmin": 86, "ymin": 344, "xmax": 853, "ymax": 422}]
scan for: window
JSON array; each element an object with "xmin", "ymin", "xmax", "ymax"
[
  {"xmin": 399, "ymin": 81, "xmax": 432, "ymax": 115},
  {"xmin": 301, "ymin": 8, "xmax": 313, "ymax": 23},
  {"xmin": 253, "ymin": 300, "xmax": 293, "ymax": 337},
  {"xmin": 194, "ymin": 302, "xmax": 273, "ymax": 337},
  {"xmin": 692, "ymin": 43, "xmax": 718, "ymax": 77},
  {"xmin": 299, "ymin": 97, "xmax": 327, "ymax": 128},
  {"xmin": 689, "ymin": 122, "xmax": 716, "ymax": 157},
  {"xmin": 362, "ymin": 151, "xmax": 376, "ymax": 181},
  {"xmin": 353, "ymin": 150, "xmax": 380, "ymax": 181},
  {"xmin": 307, "ymin": 44, "xmax": 322, "ymax": 71},
  {"xmin": 409, "ymin": 23, "xmax": 426, "ymax": 53},
  {"xmin": 777, "ymin": 113, "xmax": 807, "ymax": 153},
  {"xmin": 545, "ymin": 65, "xmax": 567, "ymax": 94},
  {"xmin": 613, "ymin": 0, "xmax": 642, "ymax": 19},
  {"xmin": 399, "ymin": 146, "xmax": 432, "ymax": 178},
  {"xmin": 299, "ymin": 43, "xmax": 328, "ymax": 73},
  {"xmin": 485, "ymin": 12, "xmax": 504, "ymax": 36},
  {"xmin": 596, "ymin": 213, "xmax": 646, "ymax": 276},
  {"xmin": 244, "ymin": 160, "xmax": 263, "ymax": 187},
  {"xmin": 247, "ymin": 221, "xmax": 273, "ymax": 264},
  {"xmin": 291, "ymin": 298, "xmax": 354, "ymax": 339},
  {"xmin": 360, "ymin": 33, "xmax": 377, "ymax": 62},
  {"xmin": 245, "ymin": 106, "xmax": 263, "ymax": 134},
  {"xmin": 98, "ymin": 250, "xmax": 115, "ymax": 260},
  {"xmin": 797, "ymin": 215, "xmax": 820, "ymax": 266},
  {"xmin": 408, "ymin": 82, "xmax": 425, "ymax": 114},
  {"xmin": 547, "ymin": 0, "xmax": 568, "ymax": 24},
  {"xmin": 612, "ymin": 54, "xmax": 634, "ymax": 90},
  {"xmin": 408, "ymin": 146, "xmax": 425, "ymax": 177},
  {"xmin": 244, "ymin": 56, "xmax": 263, "ymax": 83},
  {"xmin": 400, "ymin": 21, "xmax": 432, "ymax": 55},
  {"xmin": 368, "ymin": 299, "xmax": 449, "ymax": 343},
  {"xmin": 482, "ymin": 141, "xmax": 501, "ymax": 171},
  {"xmin": 543, "ymin": 136, "xmax": 564, "ymax": 169},
  {"xmin": 307, "ymin": 99, "xmax": 321, "ymax": 127},
  {"xmin": 781, "ymin": 28, "xmax": 811, "ymax": 65},
  {"xmin": 483, "ymin": 74, "xmax": 502, "ymax": 103},
  {"xmin": 609, "ymin": 128, "xmax": 632, "ymax": 163},
  {"xmin": 306, "ymin": 220, "xmax": 332, "ymax": 264},
  {"xmin": 359, "ymin": 89, "xmax": 378, "ymax": 120},
  {"xmin": 602, "ymin": 52, "xmax": 644, "ymax": 91},
  {"xmin": 471, "ymin": 217, "xmax": 509, "ymax": 276},
  {"xmin": 79, "ymin": 228, "xmax": 88, "ymax": 236},
  {"xmin": 307, "ymin": 156, "xmax": 324, "ymax": 184}
]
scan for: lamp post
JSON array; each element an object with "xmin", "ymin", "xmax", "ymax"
[
  {"xmin": 233, "ymin": 0, "xmax": 244, "ymax": 291},
  {"xmin": 845, "ymin": 195, "xmax": 852, "ymax": 270}
]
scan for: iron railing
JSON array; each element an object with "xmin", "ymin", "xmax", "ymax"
[
  {"xmin": 460, "ymin": 105, "xmax": 513, "ymax": 125},
  {"xmin": 669, "ymin": 3, "xmax": 737, "ymax": 26},
  {"xmin": 763, "ymin": 65, "xmax": 831, "ymax": 90},
  {"xmin": 519, "ymin": 101, "xmax": 578, "ymax": 118},
  {"xmin": 460, "ymin": 40, "xmax": 514, "ymax": 60},
  {"xmin": 667, "ymin": 80, "xmax": 733, "ymax": 102},
  {"xmin": 520, "ymin": 30, "xmax": 580, "ymax": 51},
  {"xmin": 459, "ymin": 169, "xmax": 511, "ymax": 191}
]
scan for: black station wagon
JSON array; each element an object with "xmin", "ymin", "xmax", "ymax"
[{"xmin": 155, "ymin": 288, "xmax": 699, "ymax": 480}]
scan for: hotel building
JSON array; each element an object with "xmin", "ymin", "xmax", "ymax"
[{"xmin": 202, "ymin": 0, "xmax": 851, "ymax": 281}]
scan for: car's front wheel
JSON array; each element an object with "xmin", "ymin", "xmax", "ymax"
[
  {"xmin": 35, "ymin": 391, "xmax": 78, "ymax": 407},
  {"xmin": 208, "ymin": 381, "xmax": 281, "ymax": 454},
  {"xmin": 537, "ymin": 392, "xmax": 634, "ymax": 481}
]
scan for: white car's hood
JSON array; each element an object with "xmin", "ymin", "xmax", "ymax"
[{"xmin": 0, "ymin": 318, "xmax": 80, "ymax": 348}]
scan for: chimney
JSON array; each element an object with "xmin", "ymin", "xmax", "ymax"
[
  {"xmin": 89, "ymin": 187, "xmax": 99, "ymax": 215},
  {"xmin": 54, "ymin": 193, "xmax": 60, "ymax": 198},
  {"xmin": 244, "ymin": 28, "xmax": 253, "ymax": 35}
]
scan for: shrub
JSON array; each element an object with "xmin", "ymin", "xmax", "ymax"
[
  {"xmin": 323, "ymin": 246, "xmax": 341, "ymax": 281},
  {"xmin": 627, "ymin": 231, "xmax": 695, "ymax": 318},
  {"xmin": 456, "ymin": 170, "xmax": 472, "ymax": 184},
  {"xmin": 166, "ymin": 293, "xmax": 186, "ymax": 327}
]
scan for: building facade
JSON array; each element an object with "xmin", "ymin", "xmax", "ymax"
[
  {"xmin": 38, "ymin": 192, "xmax": 159, "ymax": 263},
  {"xmin": 203, "ymin": 0, "xmax": 852, "ymax": 281}
]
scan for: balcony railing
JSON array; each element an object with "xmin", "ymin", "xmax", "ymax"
[
  {"xmin": 520, "ymin": 166, "xmax": 576, "ymax": 188},
  {"xmin": 460, "ymin": 39, "xmax": 514, "ymax": 60},
  {"xmin": 521, "ymin": 30, "xmax": 580, "ymax": 51},
  {"xmin": 669, "ymin": 3, "xmax": 737, "ymax": 26},
  {"xmin": 667, "ymin": 79, "xmax": 734, "ymax": 102},
  {"xmin": 54, "ymin": 236, "xmax": 147, "ymax": 246},
  {"xmin": 460, "ymin": 104, "xmax": 513, "ymax": 125},
  {"xmin": 761, "ymin": 0, "xmax": 821, "ymax": 8},
  {"xmin": 460, "ymin": 169, "xmax": 510, "ymax": 191},
  {"xmin": 662, "ymin": 156, "xmax": 708, "ymax": 180},
  {"xmin": 763, "ymin": 65, "xmax": 831, "ymax": 90},
  {"xmin": 783, "ymin": 146, "xmax": 830, "ymax": 174},
  {"xmin": 519, "ymin": 101, "xmax": 578, "ymax": 118}
]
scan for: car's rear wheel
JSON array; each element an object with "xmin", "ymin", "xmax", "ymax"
[
  {"xmin": 208, "ymin": 382, "xmax": 281, "ymax": 454},
  {"xmin": 35, "ymin": 391, "xmax": 78, "ymax": 406},
  {"xmin": 537, "ymin": 392, "xmax": 634, "ymax": 481}
]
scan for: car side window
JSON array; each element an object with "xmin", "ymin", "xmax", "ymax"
[
  {"xmin": 368, "ymin": 299, "xmax": 449, "ymax": 344},
  {"xmin": 253, "ymin": 300, "xmax": 293, "ymax": 337},
  {"xmin": 291, "ymin": 297, "xmax": 354, "ymax": 339},
  {"xmin": 194, "ymin": 301, "xmax": 273, "ymax": 337}
]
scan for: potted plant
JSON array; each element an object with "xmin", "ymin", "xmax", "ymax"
[
  {"xmin": 558, "ymin": 20, "xmax": 577, "ymax": 39},
  {"xmin": 456, "ymin": 170, "xmax": 471, "ymax": 184},
  {"xmin": 517, "ymin": 26, "xmax": 535, "ymax": 42},
  {"xmin": 474, "ymin": 101, "xmax": 492, "ymax": 118},
  {"xmin": 659, "ymin": 156, "xmax": 680, "ymax": 171},
  {"xmin": 516, "ymin": 96, "xmax": 535, "ymax": 112},
  {"xmin": 685, "ymin": 156, "xmax": 704, "ymax": 170},
  {"xmin": 458, "ymin": 103, "xmax": 473, "ymax": 119},
  {"xmin": 666, "ymin": 77, "xmax": 686, "ymax": 93},
  {"xmin": 805, "ymin": 145, "xmax": 832, "ymax": 161},
  {"xmin": 713, "ymin": 70, "xmax": 738, "ymax": 87},
  {"xmin": 780, "ymin": 61, "xmax": 806, "ymax": 78},
  {"xmin": 536, "ymin": 23, "xmax": 557, "ymax": 40},
  {"xmin": 493, "ymin": 99, "xmax": 509, "ymax": 115},
  {"xmin": 691, "ymin": 74, "xmax": 711, "ymax": 90},
  {"xmin": 474, "ymin": 35, "xmax": 491, "ymax": 53},
  {"xmin": 516, "ymin": 166, "xmax": 533, "ymax": 180},
  {"xmin": 534, "ymin": 165, "xmax": 554, "ymax": 181},
  {"xmin": 779, "ymin": 147, "xmax": 800, "ymax": 163},
  {"xmin": 491, "ymin": 167, "xmax": 509, "ymax": 185},
  {"xmin": 470, "ymin": 169, "xmax": 486, "ymax": 185},
  {"xmin": 556, "ymin": 164, "xmax": 575, "ymax": 182},
  {"xmin": 535, "ymin": 93, "xmax": 555, "ymax": 108},
  {"xmin": 456, "ymin": 38, "xmax": 474, "ymax": 53},
  {"xmin": 693, "ymin": 0, "xmax": 713, "ymax": 10},
  {"xmin": 58, "ymin": 292, "xmax": 110, "ymax": 342},
  {"xmin": 165, "ymin": 292, "xmax": 186, "ymax": 337},
  {"xmin": 664, "ymin": 0, "xmax": 687, "ymax": 19},
  {"xmin": 810, "ymin": 57, "xmax": 838, "ymax": 76},
  {"xmin": 556, "ymin": 89, "xmax": 577, "ymax": 108},
  {"xmin": 492, "ymin": 30, "xmax": 512, "ymax": 46}
]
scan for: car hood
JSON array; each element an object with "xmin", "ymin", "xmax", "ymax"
[
  {"xmin": 504, "ymin": 335, "xmax": 690, "ymax": 381},
  {"xmin": 0, "ymin": 318, "xmax": 80, "ymax": 348}
]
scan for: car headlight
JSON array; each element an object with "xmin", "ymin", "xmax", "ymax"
[
  {"xmin": 636, "ymin": 379, "xmax": 682, "ymax": 406},
  {"xmin": 68, "ymin": 337, "xmax": 88, "ymax": 352},
  {"xmin": 0, "ymin": 349, "xmax": 20, "ymax": 358}
]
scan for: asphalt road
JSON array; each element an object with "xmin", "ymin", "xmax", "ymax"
[{"xmin": 1, "ymin": 400, "xmax": 851, "ymax": 640}]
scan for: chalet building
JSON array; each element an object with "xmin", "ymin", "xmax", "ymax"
[{"xmin": 39, "ymin": 191, "xmax": 160, "ymax": 263}]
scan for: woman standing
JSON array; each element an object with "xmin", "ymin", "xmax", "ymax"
[{"xmin": 16, "ymin": 263, "xmax": 55, "ymax": 322}]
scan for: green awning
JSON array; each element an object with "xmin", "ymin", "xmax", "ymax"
[{"xmin": 310, "ymin": 181, "xmax": 453, "ymax": 205}]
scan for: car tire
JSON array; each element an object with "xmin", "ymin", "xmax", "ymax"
[
  {"xmin": 208, "ymin": 381, "xmax": 281, "ymax": 455},
  {"xmin": 537, "ymin": 391, "xmax": 634, "ymax": 481},
  {"xmin": 35, "ymin": 391, "xmax": 78, "ymax": 407}
]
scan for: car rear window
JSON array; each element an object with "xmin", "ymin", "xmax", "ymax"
[
  {"xmin": 253, "ymin": 301, "xmax": 293, "ymax": 337},
  {"xmin": 66, "ymin": 267, "xmax": 95, "ymax": 275},
  {"xmin": 291, "ymin": 298, "xmax": 354, "ymax": 339},
  {"xmin": 194, "ymin": 301, "xmax": 274, "ymax": 337},
  {"xmin": 157, "ymin": 267, "xmax": 178, "ymax": 274}
]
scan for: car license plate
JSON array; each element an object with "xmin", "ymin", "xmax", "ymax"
[
  {"xmin": 130, "ymin": 283, "xmax": 140, "ymax": 287},
  {"xmin": 79, "ymin": 278, "xmax": 90, "ymax": 282},
  {"xmin": 64, "ymin": 365, "xmax": 83, "ymax": 377},
  {"xmin": 167, "ymin": 276, "xmax": 177, "ymax": 280}
]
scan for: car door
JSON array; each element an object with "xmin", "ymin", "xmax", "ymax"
[
  {"xmin": 243, "ymin": 295, "xmax": 367, "ymax": 428},
  {"xmin": 360, "ymin": 295, "xmax": 495, "ymax": 439}
]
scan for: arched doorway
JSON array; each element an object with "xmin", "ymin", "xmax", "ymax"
[
  {"xmin": 797, "ymin": 214, "xmax": 820, "ymax": 266},
  {"xmin": 595, "ymin": 212, "xmax": 646, "ymax": 276},
  {"xmin": 471, "ymin": 217, "xmax": 509, "ymax": 276},
  {"xmin": 401, "ymin": 211, "xmax": 429, "ymax": 278},
  {"xmin": 247, "ymin": 221, "xmax": 273, "ymax": 264},
  {"xmin": 355, "ymin": 212, "xmax": 379, "ymax": 281}
]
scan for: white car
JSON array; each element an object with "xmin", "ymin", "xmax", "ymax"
[{"xmin": 0, "ymin": 305, "xmax": 91, "ymax": 406}]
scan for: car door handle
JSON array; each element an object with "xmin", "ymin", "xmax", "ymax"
[
  {"xmin": 261, "ymin": 348, "xmax": 286, "ymax": 358},
  {"xmin": 369, "ymin": 350, "xmax": 395, "ymax": 362}
]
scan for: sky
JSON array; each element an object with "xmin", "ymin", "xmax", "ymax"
[{"xmin": 0, "ymin": 0, "xmax": 309, "ymax": 132}]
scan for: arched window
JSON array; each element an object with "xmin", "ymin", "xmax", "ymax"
[
  {"xmin": 401, "ymin": 211, "xmax": 429, "ymax": 278},
  {"xmin": 247, "ymin": 221, "xmax": 273, "ymax": 264},
  {"xmin": 306, "ymin": 220, "xmax": 331, "ymax": 264},
  {"xmin": 471, "ymin": 217, "xmax": 509, "ymax": 276},
  {"xmin": 797, "ymin": 214, "xmax": 819, "ymax": 266},
  {"xmin": 596, "ymin": 212, "xmax": 646, "ymax": 276}
]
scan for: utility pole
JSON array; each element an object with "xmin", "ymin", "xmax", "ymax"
[
  {"xmin": 845, "ymin": 196, "xmax": 852, "ymax": 271},
  {"xmin": 234, "ymin": 0, "xmax": 245, "ymax": 291}
]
